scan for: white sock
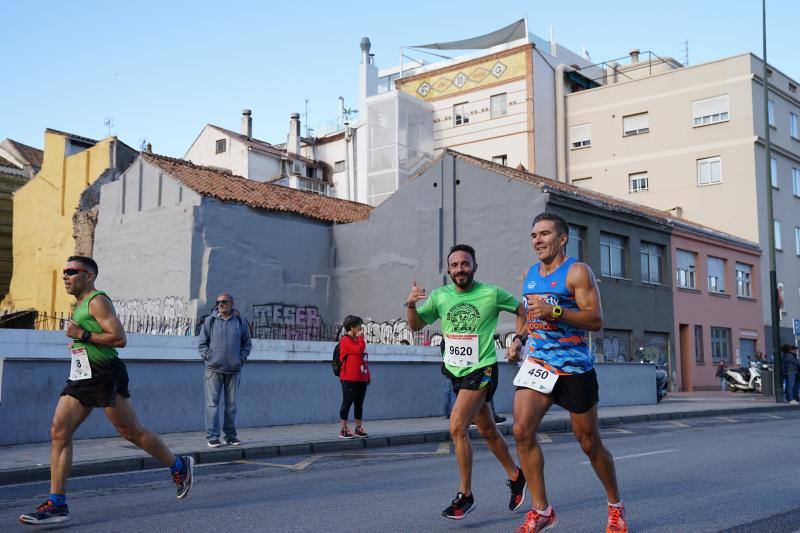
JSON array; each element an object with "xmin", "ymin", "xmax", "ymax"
[
  {"xmin": 535, "ymin": 506, "xmax": 552, "ymax": 516},
  {"xmin": 608, "ymin": 500, "xmax": 624, "ymax": 508}
]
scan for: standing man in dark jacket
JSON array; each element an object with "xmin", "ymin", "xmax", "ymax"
[{"xmin": 198, "ymin": 293, "xmax": 252, "ymax": 447}]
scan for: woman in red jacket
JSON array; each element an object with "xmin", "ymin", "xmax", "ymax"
[{"xmin": 338, "ymin": 315, "xmax": 370, "ymax": 439}]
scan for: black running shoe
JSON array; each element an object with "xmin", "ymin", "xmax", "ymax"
[
  {"xmin": 442, "ymin": 492, "xmax": 475, "ymax": 520},
  {"xmin": 339, "ymin": 428, "xmax": 355, "ymax": 439},
  {"xmin": 494, "ymin": 414, "xmax": 507, "ymax": 424},
  {"xmin": 224, "ymin": 437, "xmax": 242, "ymax": 446},
  {"xmin": 173, "ymin": 455, "xmax": 195, "ymax": 500},
  {"xmin": 207, "ymin": 438, "xmax": 222, "ymax": 448},
  {"xmin": 19, "ymin": 500, "xmax": 69, "ymax": 525},
  {"xmin": 354, "ymin": 426, "xmax": 368, "ymax": 438},
  {"xmin": 506, "ymin": 467, "xmax": 527, "ymax": 511}
]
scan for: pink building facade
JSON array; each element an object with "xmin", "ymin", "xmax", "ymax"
[{"xmin": 672, "ymin": 227, "xmax": 763, "ymax": 391}]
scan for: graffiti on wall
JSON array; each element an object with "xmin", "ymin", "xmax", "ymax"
[
  {"xmin": 112, "ymin": 296, "xmax": 191, "ymax": 335},
  {"xmin": 252, "ymin": 303, "xmax": 322, "ymax": 340},
  {"xmin": 113, "ymin": 296, "xmax": 187, "ymax": 320}
]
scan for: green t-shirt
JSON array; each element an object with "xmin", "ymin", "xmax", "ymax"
[
  {"xmin": 416, "ymin": 281, "xmax": 519, "ymax": 377},
  {"xmin": 70, "ymin": 290, "xmax": 119, "ymax": 379}
]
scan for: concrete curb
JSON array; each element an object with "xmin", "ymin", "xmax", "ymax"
[{"xmin": 0, "ymin": 404, "xmax": 793, "ymax": 486}]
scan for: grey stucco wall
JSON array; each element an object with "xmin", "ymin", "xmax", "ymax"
[
  {"xmin": 0, "ymin": 329, "xmax": 656, "ymax": 445},
  {"xmin": 94, "ymin": 157, "xmax": 335, "ymax": 326},
  {"xmin": 94, "ymin": 159, "xmax": 202, "ymax": 320},
  {"xmin": 197, "ymin": 200, "xmax": 333, "ymax": 325},
  {"xmin": 332, "ymin": 155, "xmax": 549, "ymax": 331},
  {"xmin": 332, "ymin": 153, "xmax": 675, "ymax": 359}
]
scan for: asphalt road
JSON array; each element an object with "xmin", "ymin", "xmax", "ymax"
[{"xmin": 3, "ymin": 411, "xmax": 800, "ymax": 532}]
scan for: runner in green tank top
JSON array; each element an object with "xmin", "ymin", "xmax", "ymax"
[
  {"xmin": 405, "ymin": 244, "xmax": 529, "ymax": 521},
  {"xmin": 19, "ymin": 256, "xmax": 195, "ymax": 526}
]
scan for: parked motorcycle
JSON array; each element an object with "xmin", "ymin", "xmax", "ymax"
[{"xmin": 724, "ymin": 361, "xmax": 762, "ymax": 393}]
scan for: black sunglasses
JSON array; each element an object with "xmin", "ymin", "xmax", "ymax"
[
  {"xmin": 63, "ymin": 268, "xmax": 89, "ymax": 276},
  {"xmin": 216, "ymin": 300, "xmax": 230, "ymax": 305}
]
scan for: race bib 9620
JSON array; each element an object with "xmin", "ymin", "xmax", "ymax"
[{"xmin": 443, "ymin": 333, "xmax": 479, "ymax": 368}]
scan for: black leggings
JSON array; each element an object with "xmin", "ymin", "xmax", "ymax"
[{"xmin": 340, "ymin": 381, "xmax": 368, "ymax": 421}]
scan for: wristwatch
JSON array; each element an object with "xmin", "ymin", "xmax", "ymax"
[
  {"xmin": 405, "ymin": 301, "xmax": 416, "ymax": 309},
  {"xmin": 550, "ymin": 305, "xmax": 563, "ymax": 319},
  {"xmin": 80, "ymin": 330, "xmax": 92, "ymax": 342},
  {"xmin": 513, "ymin": 334, "xmax": 528, "ymax": 345}
]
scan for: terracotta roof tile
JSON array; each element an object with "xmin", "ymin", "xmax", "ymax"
[
  {"xmin": 441, "ymin": 150, "xmax": 759, "ymax": 249},
  {"xmin": 0, "ymin": 155, "xmax": 21, "ymax": 169},
  {"xmin": 5, "ymin": 139, "xmax": 43, "ymax": 169},
  {"xmin": 141, "ymin": 152, "xmax": 371, "ymax": 224},
  {"xmin": 208, "ymin": 125, "xmax": 320, "ymax": 167}
]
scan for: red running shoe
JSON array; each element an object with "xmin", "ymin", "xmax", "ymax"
[
  {"xmin": 606, "ymin": 503, "xmax": 628, "ymax": 533},
  {"xmin": 516, "ymin": 508, "xmax": 558, "ymax": 532}
]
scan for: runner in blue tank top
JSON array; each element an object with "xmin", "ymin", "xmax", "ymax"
[{"xmin": 507, "ymin": 213, "xmax": 629, "ymax": 533}]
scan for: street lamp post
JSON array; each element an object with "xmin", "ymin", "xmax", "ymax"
[{"xmin": 762, "ymin": 0, "xmax": 783, "ymax": 402}]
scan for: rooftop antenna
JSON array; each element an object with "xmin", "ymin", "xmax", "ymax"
[
  {"xmin": 103, "ymin": 117, "xmax": 114, "ymax": 137},
  {"xmin": 680, "ymin": 40, "xmax": 689, "ymax": 66},
  {"xmin": 303, "ymin": 99, "xmax": 310, "ymax": 137}
]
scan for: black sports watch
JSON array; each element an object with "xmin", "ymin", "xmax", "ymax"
[
  {"xmin": 80, "ymin": 330, "xmax": 92, "ymax": 342},
  {"xmin": 513, "ymin": 334, "xmax": 528, "ymax": 345}
]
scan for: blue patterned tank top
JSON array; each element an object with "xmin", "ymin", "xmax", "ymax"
[{"xmin": 522, "ymin": 257, "xmax": 593, "ymax": 374}]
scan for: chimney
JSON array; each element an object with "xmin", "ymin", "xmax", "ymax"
[
  {"xmin": 358, "ymin": 37, "xmax": 378, "ymax": 111},
  {"xmin": 241, "ymin": 109, "xmax": 253, "ymax": 139},
  {"xmin": 287, "ymin": 113, "xmax": 301, "ymax": 173},
  {"xmin": 629, "ymin": 49, "xmax": 640, "ymax": 64},
  {"xmin": 360, "ymin": 37, "xmax": 371, "ymax": 64}
]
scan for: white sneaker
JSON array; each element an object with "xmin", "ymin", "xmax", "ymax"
[{"xmin": 788, "ymin": 400, "xmax": 800, "ymax": 405}]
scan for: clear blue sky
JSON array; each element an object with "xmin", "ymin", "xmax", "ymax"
[{"xmin": 2, "ymin": 0, "xmax": 797, "ymax": 157}]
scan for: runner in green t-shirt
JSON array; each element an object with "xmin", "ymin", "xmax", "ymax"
[
  {"xmin": 406, "ymin": 244, "xmax": 528, "ymax": 521},
  {"xmin": 19, "ymin": 256, "xmax": 194, "ymax": 526}
]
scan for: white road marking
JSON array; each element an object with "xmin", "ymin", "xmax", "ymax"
[
  {"xmin": 581, "ymin": 449, "xmax": 676, "ymax": 465},
  {"xmin": 244, "ymin": 454, "xmax": 323, "ymax": 471},
  {"xmin": 753, "ymin": 413, "xmax": 783, "ymax": 419},
  {"xmin": 646, "ymin": 421, "xmax": 691, "ymax": 429},
  {"xmin": 603, "ymin": 428, "xmax": 634, "ymax": 434},
  {"xmin": 716, "ymin": 417, "xmax": 739, "ymax": 423},
  {"xmin": 536, "ymin": 433, "xmax": 553, "ymax": 443}
]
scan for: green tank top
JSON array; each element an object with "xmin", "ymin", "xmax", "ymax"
[{"xmin": 71, "ymin": 290, "xmax": 118, "ymax": 365}]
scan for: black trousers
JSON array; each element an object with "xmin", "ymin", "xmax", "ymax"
[{"xmin": 340, "ymin": 380, "xmax": 368, "ymax": 421}]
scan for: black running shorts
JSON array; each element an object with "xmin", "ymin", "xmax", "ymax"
[
  {"xmin": 517, "ymin": 368, "xmax": 599, "ymax": 414},
  {"xmin": 60, "ymin": 358, "xmax": 131, "ymax": 408},
  {"xmin": 445, "ymin": 363, "xmax": 499, "ymax": 404}
]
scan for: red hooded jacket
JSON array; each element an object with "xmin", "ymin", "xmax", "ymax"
[{"xmin": 339, "ymin": 334, "xmax": 370, "ymax": 382}]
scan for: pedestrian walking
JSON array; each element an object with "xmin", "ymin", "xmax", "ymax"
[
  {"xmin": 780, "ymin": 344, "xmax": 799, "ymax": 404},
  {"xmin": 716, "ymin": 361, "xmax": 728, "ymax": 392},
  {"xmin": 338, "ymin": 315, "xmax": 370, "ymax": 439},
  {"xmin": 198, "ymin": 293, "xmax": 252, "ymax": 448},
  {"xmin": 19, "ymin": 256, "xmax": 193, "ymax": 525}
]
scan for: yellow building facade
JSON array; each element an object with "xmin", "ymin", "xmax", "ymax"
[{"xmin": 1, "ymin": 129, "xmax": 136, "ymax": 317}]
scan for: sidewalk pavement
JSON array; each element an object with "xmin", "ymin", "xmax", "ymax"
[{"xmin": 1, "ymin": 392, "xmax": 794, "ymax": 486}]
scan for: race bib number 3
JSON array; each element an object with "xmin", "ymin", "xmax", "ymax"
[
  {"xmin": 69, "ymin": 347, "xmax": 92, "ymax": 381},
  {"xmin": 443, "ymin": 333, "xmax": 479, "ymax": 368},
  {"xmin": 513, "ymin": 357, "xmax": 558, "ymax": 394}
]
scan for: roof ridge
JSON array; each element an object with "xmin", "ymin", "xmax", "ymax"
[
  {"xmin": 140, "ymin": 152, "xmax": 373, "ymax": 218},
  {"xmin": 443, "ymin": 149, "xmax": 758, "ymax": 248}
]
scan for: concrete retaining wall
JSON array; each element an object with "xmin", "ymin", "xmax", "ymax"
[{"xmin": 0, "ymin": 330, "xmax": 655, "ymax": 445}]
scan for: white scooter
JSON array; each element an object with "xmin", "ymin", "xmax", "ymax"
[{"xmin": 724, "ymin": 361, "xmax": 762, "ymax": 393}]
